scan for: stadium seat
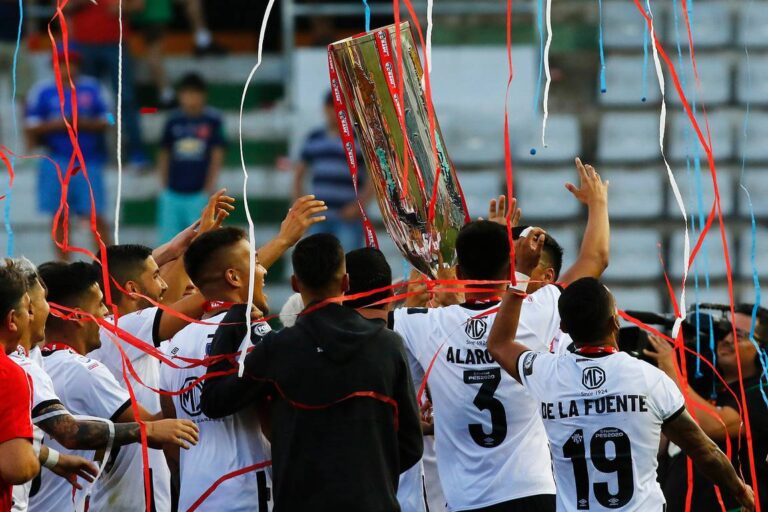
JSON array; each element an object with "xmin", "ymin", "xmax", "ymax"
[
  {"xmin": 597, "ymin": 112, "xmax": 661, "ymax": 163},
  {"xmin": 604, "ymin": 228, "xmax": 662, "ymax": 280},
  {"xmin": 514, "ymin": 114, "xmax": 581, "ymax": 165},
  {"xmin": 736, "ymin": 55, "xmax": 768, "ymax": 106},
  {"xmin": 668, "ymin": 229, "xmax": 731, "ymax": 279},
  {"xmin": 611, "ymin": 286, "xmax": 662, "ymax": 313},
  {"xmin": 667, "ymin": 165, "xmax": 735, "ymax": 218},
  {"xmin": 736, "ymin": 2, "xmax": 768, "ymax": 48},
  {"xmin": 514, "ymin": 168, "xmax": 582, "ymax": 220},
  {"xmin": 598, "ymin": 56, "xmax": 661, "ymax": 106},
  {"xmin": 669, "ymin": 110, "xmax": 734, "ymax": 163},
  {"xmin": 602, "ymin": 1, "xmax": 656, "ymax": 50},
  {"xmin": 664, "ymin": 2, "xmax": 732, "ymax": 49},
  {"xmin": 738, "ymin": 226, "xmax": 768, "ymax": 280},
  {"xmin": 735, "ymin": 113, "xmax": 768, "ymax": 162},
  {"xmin": 604, "ymin": 167, "xmax": 664, "ymax": 219},
  {"xmin": 667, "ymin": 54, "xmax": 732, "ymax": 107},
  {"xmin": 443, "ymin": 109, "xmax": 505, "ymax": 167},
  {"xmin": 737, "ymin": 169, "xmax": 768, "ymax": 218},
  {"xmin": 457, "ymin": 170, "xmax": 504, "ymax": 219}
]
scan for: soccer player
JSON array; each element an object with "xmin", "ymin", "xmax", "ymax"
[
  {"xmin": 486, "ymin": 270, "xmax": 755, "ymax": 511},
  {"xmin": 6, "ymin": 258, "xmax": 200, "ymax": 512},
  {"xmin": 203, "ymin": 234, "xmax": 423, "ymax": 511},
  {"xmin": 159, "ymin": 227, "xmax": 273, "ymax": 511},
  {"xmin": 30, "ymin": 262, "xmax": 199, "ymax": 512}
]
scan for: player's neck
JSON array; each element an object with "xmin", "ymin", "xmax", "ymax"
[
  {"xmin": 464, "ymin": 286, "xmax": 506, "ymax": 303},
  {"xmin": 356, "ymin": 307, "xmax": 388, "ymax": 322},
  {"xmin": 45, "ymin": 330, "xmax": 87, "ymax": 355},
  {"xmin": 723, "ymin": 363, "xmax": 757, "ymax": 384},
  {"xmin": 0, "ymin": 335, "xmax": 18, "ymax": 355}
]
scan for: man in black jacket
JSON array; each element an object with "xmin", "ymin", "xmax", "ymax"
[{"xmin": 201, "ymin": 234, "xmax": 423, "ymax": 512}]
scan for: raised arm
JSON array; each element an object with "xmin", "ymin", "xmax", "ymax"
[
  {"xmin": 558, "ymin": 158, "xmax": 610, "ymax": 285},
  {"xmin": 486, "ymin": 230, "xmax": 545, "ymax": 383},
  {"xmin": 663, "ymin": 409, "xmax": 754, "ymax": 511}
]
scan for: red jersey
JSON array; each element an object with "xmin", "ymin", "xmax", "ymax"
[
  {"xmin": 0, "ymin": 350, "xmax": 33, "ymax": 512},
  {"xmin": 71, "ymin": 0, "xmax": 128, "ymax": 44}
]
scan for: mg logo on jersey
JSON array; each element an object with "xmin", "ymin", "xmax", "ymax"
[
  {"xmin": 464, "ymin": 317, "xmax": 488, "ymax": 340},
  {"xmin": 581, "ymin": 366, "xmax": 606, "ymax": 390},
  {"xmin": 179, "ymin": 376, "xmax": 204, "ymax": 417}
]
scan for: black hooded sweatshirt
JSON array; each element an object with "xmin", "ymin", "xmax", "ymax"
[{"xmin": 200, "ymin": 302, "xmax": 423, "ymax": 512}]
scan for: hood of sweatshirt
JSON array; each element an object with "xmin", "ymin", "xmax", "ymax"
[{"xmin": 296, "ymin": 302, "xmax": 386, "ymax": 364}]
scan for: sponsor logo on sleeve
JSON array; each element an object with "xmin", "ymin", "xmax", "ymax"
[{"xmin": 522, "ymin": 352, "xmax": 537, "ymax": 376}]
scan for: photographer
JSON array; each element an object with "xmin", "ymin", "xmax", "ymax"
[{"xmin": 645, "ymin": 305, "xmax": 768, "ymax": 511}]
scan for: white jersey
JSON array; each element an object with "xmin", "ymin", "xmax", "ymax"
[
  {"xmin": 9, "ymin": 347, "xmax": 67, "ymax": 512},
  {"xmin": 29, "ymin": 347, "xmax": 131, "ymax": 512},
  {"xmin": 392, "ymin": 284, "xmax": 563, "ymax": 510},
  {"xmin": 159, "ymin": 312, "xmax": 272, "ymax": 512},
  {"xmin": 517, "ymin": 350, "xmax": 686, "ymax": 511},
  {"xmin": 90, "ymin": 307, "xmax": 172, "ymax": 512}
]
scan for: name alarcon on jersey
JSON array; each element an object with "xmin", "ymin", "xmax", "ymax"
[
  {"xmin": 445, "ymin": 347, "xmax": 496, "ymax": 365},
  {"xmin": 541, "ymin": 394, "xmax": 649, "ymax": 420}
]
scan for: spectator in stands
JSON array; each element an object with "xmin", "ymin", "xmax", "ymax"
[
  {"xmin": 157, "ymin": 73, "xmax": 225, "ymax": 243},
  {"xmin": 647, "ymin": 307, "xmax": 768, "ymax": 512},
  {"xmin": 182, "ymin": 0, "xmax": 228, "ymax": 56},
  {"xmin": 0, "ymin": 0, "xmax": 35, "ymax": 149},
  {"xmin": 294, "ymin": 92, "xmax": 373, "ymax": 251},
  {"xmin": 68, "ymin": 0, "xmax": 148, "ymax": 169},
  {"xmin": 25, "ymin": 44, "xmax": 112, "ymax": 260}
]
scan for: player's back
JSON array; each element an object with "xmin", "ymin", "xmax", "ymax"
[
  {"xmin": 161, "ymin": 314, "xmax": 271, "ymax": 512},
  {"xmin": 518, "ymin": 350, "xmax": 685, "ymax": 511},
  {"xmin": 394, "ymin": 299, "xmax": 558, "ymax": 510}
]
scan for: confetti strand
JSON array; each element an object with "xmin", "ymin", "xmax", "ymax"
[
  {"xmin": 425, "ymin": 0, "xmax": 434, "ymax": 77},
  {"xmin": 597, "ymin": 0, "xmax": 606, "ymax": 93},
  {"xmin": 532, "ymin": 0, "xmax": 545, "ymax": 111},
  {"xmin": 641, "ymin": 6, "xmax": 649, "ymax": 102},
  {"xmin": 114, "ymin": 0, "xmax": 123, "ymax": 243},
  {"xmin": 5, "ymin": 0, "xmax": 22, "ymax": 256},
  {"xmin": 540, "ymin": 0, "xmax": 552, "ymax": 148},
  {"xmin": 502, "ymin": 0, "xmax": 518, "ymax": 281},
  {"xmin": 362, "ymin": 0, "xmax": 371, "ymax": 31},
  {"xmin": 237, "ymin": 0, "xmax": 275, "ymax": 376}
]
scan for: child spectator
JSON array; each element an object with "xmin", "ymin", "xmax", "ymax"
[
  {"xmin": 25, "ymin": 44, "xmax": 112, "ymax": 260},
  {"xmin": 157, "ymin": 73, "xmax": 225, "ymax": 243}
]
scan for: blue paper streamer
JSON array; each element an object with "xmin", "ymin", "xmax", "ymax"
[
  {"xmin": 362, "ymin": 0, "xmax": 371, "ymax": 32},
  {"xmin": 597, "ymin": 0, "xmax": 606, "ymax": 93},
  {"xmin": 4, "ymin": 0, "xmax": 23, "ymax": 256}
]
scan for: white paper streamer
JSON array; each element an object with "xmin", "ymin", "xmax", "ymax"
[
  {"xmin": 236, "ymin": 0, "xmax": 276, "ymax": 376},
  {"xmin": 540, "ymin": 0, "xmax": 552, "ymax": 148},
  {"xmin": 647, "ymin": 1, "xmax": 689, "ymax": 336},
  {"xmin": 426, "ymin": 0, "xmax": 434, "ymax": 78},
  {"xmin": 114, "ymin": 0, "xmax": 123, "ymax": 244},
  {"xmin": 74, "ymin": 416, "xmax": 115, "ymax": 512}
]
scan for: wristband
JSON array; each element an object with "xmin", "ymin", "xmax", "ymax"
[
  {"xmin": 508, "ymin": 272, "xmax": 530, "ymax": 293},
  {"xmin": 43, "ymin": 447, "xmax": 60, "ymax": 469}
]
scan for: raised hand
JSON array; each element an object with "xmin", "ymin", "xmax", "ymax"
[
  {"xmin": 643, "ymin": 334, "xmax": 677, "ymax": 375},
  {"xmin": 146, "ymin": 419, "xmax": 200, "ymax": 450},
  {"xmin": 277, "ymin": 195, "xmax": 328, "ymax": 247},
  {"xmin": 565, "ymin": 158, "xmax": 609, "ymax": 207},
  {"xmin": 49, "ymin": 453, "xmax": 98, "ymax": 491},
  {"xmin": 198, "ymin": 188, "xmax": 236, "ymax": 234},
  {"xmin": 484, "ymin": 195, "xmax": 522, "ymax": 228}
]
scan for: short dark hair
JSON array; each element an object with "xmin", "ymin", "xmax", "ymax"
[
  {"xmin": 0, "ymin": 260, "xmax": 28, "ymax": 320},
  {"xmin": 512, "ymin": 226, "xmax": 564, "ymax": 279},
  {"xmin": 177, "ymin": 72, "xmax": 207, "ymax": 92},
  {"xmin": 39, "ymin": 261, "xmax": 101, "ymax": 309},
  {"xmin": 293, "ymin": 234, "xmax": 344, "ymax": 291},
  {"xmin": 100, "ymin": 244, "xmax": 153, "ymax": 301},
  {"xmin": 345, "ymin": 248, "xmax": 392, "ymax": 309},
  {"xmin": 456, "ymin": 221, "xmax": 510, "ymax": 280},
  {"xmin": 559, "ymin": 277, "xmax": 615, "ymax": 345},
  {"xmin": 184, "ymin": 227, "xmax": 247, "ymax": 288}
]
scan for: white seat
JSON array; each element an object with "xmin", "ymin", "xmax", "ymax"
[
  {"xmin": 515, "ymin": 168, "xmax": 582, "ymax": 220},
  {"xmin": 457, "ymin": 170, "xmax": 503, "ymax": 219},
  {"xmin": 604, "ymin": 168, "xmax": 664, "ymax": 218},
  {"xmin": 667, "ymin": 165, "xmax": 734, "ymax": 217},
  {"xmin": 669, "ymin": 110, "xmax": 734, "ymax": 162},
  {"xmin": 735, "ymin": 113, "xmax": 768, "ymax": 162},
  {"xmin": 597, "ymin": 113, "xmax": 660, "ymax": 163},
  {"xmin": 668, "ymin": 229, "xmax": 732, "ymax": 279},
  {"xmin": 598, "ymin": 56, "xmax": 661, "ymax": 106},
  {"xmin": 665, "ymin": 2, "xmax": 732, "ymax": 49},
  {"xmin": 610, "ymin": 286, "xmax": 662, "ymax": 313},
  {"xmin": 736, "ymin": 55, "xmax": 768, "ymax": 106},
  {"xmin": 604, "ymin": 228, "xmax": 662, "ymax": 280},
  {"xmin": 738, "ymin": 226, "xmax": 768, "ymax": 280},
  {"xmin": 736, "ymin": 2, "xmax": 768, "ymax": 48},
  {"xmin": 603, "ymin": 1, "xmax": 655, "ymax": 50},
  {"xmin": 738, "ymin": 169, "xmax": 768, "ymax": 218},
  {"xmin": 515, "ymin": 115, "xmax": 581, "ymax": 164},
  {"xmin": 667, "ymin": 54, "xmax": 732, "ymax": 107}
]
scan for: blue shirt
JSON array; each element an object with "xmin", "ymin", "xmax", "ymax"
[
  {"xmin": 25, "ymin": 76, "xmax": 109, "ymax": 159},
  {"xmin": 300, "ymin": 128, "xmax": 365, "ymax": 212},
  {"xmin": 161, "ymin": 108, "xmax": 225, "ymax": 193}
]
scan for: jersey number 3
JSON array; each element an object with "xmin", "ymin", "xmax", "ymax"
[
  {"xmin": 463, "ymin": 368, "xmax": 507, "ymax": 448},
  {"xmin": 563, "ymin": 427, "xmax": 634, "ymax": 509}
]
